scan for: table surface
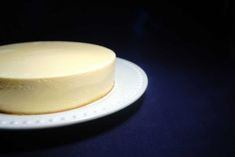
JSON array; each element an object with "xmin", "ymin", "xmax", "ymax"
[{"xmin": 0, "ymin": 5, "xmax": 234, "ymax": 157}]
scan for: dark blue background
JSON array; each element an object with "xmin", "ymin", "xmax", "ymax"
[{"xmin": 0, "ymin": 2, "xmax": 234, "ymax": 157}]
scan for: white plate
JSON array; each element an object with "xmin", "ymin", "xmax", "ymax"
[{"xmin": 0, "ymin": 58, "xmax": 148, "ymax": 129}]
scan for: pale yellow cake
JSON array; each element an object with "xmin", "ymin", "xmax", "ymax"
[{"xmin": 0, "ymin": 41, "xmax": 116, "ymax": 114}]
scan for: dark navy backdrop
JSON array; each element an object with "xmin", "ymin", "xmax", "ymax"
[{"xmin": 0, "ymin": 2, "xmax": 234, "ymax": 157}]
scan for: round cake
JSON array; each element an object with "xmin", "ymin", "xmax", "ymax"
[{"xmin": 0, "ymin": 41, "xmax": 116, "ymax": 114}]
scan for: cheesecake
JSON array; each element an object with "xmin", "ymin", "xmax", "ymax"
[{"xmin": 0, "ymin": 41, "xmax": 116, "ymax": 114}]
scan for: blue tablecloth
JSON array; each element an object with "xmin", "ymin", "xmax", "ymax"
[
  {"xmin": 0, "ymin": 5, "xmax": 234, "ymax": 157},
  {"xmin": 0, "ymin": 39, "xmax": 234, "ymax": 157}
]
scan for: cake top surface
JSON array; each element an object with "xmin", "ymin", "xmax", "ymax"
[{"xmin": 0, "ymin": 41, "xmax": 115, "ymax": 79}]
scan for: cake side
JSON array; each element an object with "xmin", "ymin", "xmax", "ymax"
[
  {"xmin": 0, "ymin": 59, "xmax": 115, "ymax": 114},
  {"xmin": 0, "ymin": 82, "xmax": 115, "ymax": 115}
]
